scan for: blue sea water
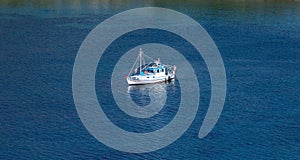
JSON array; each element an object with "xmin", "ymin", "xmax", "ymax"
[{"xmin": 1, "ymin": 1, "xmax": 300, "ymax": 159}]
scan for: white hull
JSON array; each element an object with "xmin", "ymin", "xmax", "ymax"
[
  {"xmin": 127, "ymin": 74, "xmax": 175, "ymax": 85},
  {"xmin": 127, "ymin": 78, "xmax": 165, "ymax": 85}
]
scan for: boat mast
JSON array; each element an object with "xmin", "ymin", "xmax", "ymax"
[{"xmin": 139, "ymin": 48, "xmax": 142, "ymax": 74}]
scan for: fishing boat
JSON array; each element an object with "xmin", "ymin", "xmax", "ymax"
[{"xmin": 126, "ymin": 48, "xmax": 176, "ymax": 85}]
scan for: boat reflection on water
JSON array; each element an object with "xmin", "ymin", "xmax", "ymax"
[{"xmin": 127, "ymin": 81, "xmax": 175, "ymax": 108}]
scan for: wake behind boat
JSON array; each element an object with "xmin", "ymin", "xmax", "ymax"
[{"xmin": 126, "ymin": 48, "xmax": 176, "ymax": 85}]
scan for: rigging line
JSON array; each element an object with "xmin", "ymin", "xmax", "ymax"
[
  {"xmin": 141, "ymin": 63, "xmax": 152, "ymax": 71},
  {"xmin": 128, "ymin": 54, "xmax": 140, "ymax": 77},
  {"xmin": 143, "ymin": 54, "xmax": 145, "ymax": 66},
  {"xmin": 143, "ymin": 53, "xmax": 156, "ymax": 61}
]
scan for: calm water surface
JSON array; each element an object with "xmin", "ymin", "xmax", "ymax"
[{"xmin": 1, "ymin": 0, "xmax": 300, "ymax": 159}]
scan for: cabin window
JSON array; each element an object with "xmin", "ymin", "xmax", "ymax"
[{"xmin": 162, "ymin": 69, "xmax": 164, "ymax": 72}]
